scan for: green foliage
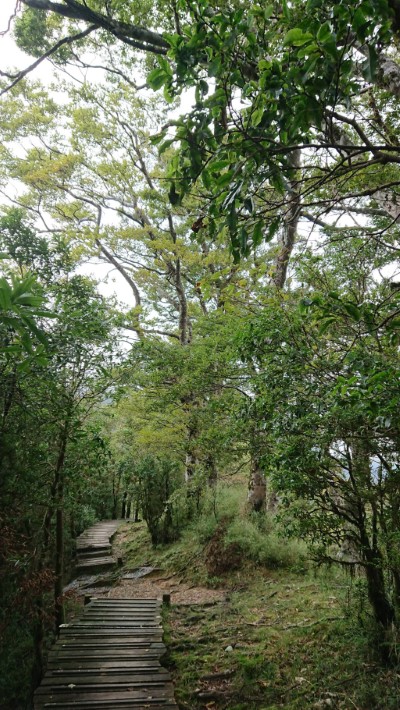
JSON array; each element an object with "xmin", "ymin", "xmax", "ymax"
[
  {"xmin": 4, "ymin": 0, "xmax": 400, "ymax": 683},
  {"xmin": 14, "ymin": 7, "xmax": 76, "ymax": 62},
  {"xmin": 0, "ymin": 610, "xmax": 36, "ymax": 708},
  {"xmin": 134, "ymin": 455, "xmax": 185, "ymax": 545},
  {"xmin": 224, "ymin": 517, "xmax": 307, "ymax": 570},
  {"xmin": 0, "ymin": 215, "xmax": 121, "ymax": 707},
  {"xmin": 0, "ymin": 271, "xmax": 52, "ymax": 362},
  {"xmin": 144, "ymin": 0, "xmax": 400, "ymax": 258}
]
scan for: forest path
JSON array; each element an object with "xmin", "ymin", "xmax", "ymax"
[
  {"xmin": 75, "ymin": 519, "xmax": 123, "ymax": 575},
  {"xmin": 34, "ymin": 522, "xmax": 178, "ymax": 709}
]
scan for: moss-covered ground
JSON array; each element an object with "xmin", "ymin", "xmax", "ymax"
[{"xmin": 116, "ymin": 496, "xmax": 400, "ymax": 710}]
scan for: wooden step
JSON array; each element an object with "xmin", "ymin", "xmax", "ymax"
[{"xmin": 35, "ymin": 589, "xmax": 177, "ymax": 709}]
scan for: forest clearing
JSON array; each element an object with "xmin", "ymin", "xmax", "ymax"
[{"xmin": 1, "ymin": 1, "xmax": 400, "ymax": 708}]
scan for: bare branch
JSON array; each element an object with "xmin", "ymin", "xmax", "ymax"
[
  {"xmin": 0, "ymin": 24, "xmax": 98, "ymax": 97},
  {"xmin": 0, "ymin": 1, "xmax": 21, "ymax": 37}
]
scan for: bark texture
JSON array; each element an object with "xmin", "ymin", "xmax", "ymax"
[{"xmin": 247, "ymin": 461, "xmax": 267, "ymax": 512}]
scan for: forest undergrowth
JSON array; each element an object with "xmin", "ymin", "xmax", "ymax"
[{"xmin": 116, "ymin": 484, "xmax": 400, "ymax": 710}]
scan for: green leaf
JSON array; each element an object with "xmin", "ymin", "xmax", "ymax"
[
  {"xmin": 283, "ymin": 28, "xmax": 313, "ymax": 46},
  {"xmin": 208, "ymin": 57, "xmax": 221, "ymax": 77},
  {"xmin": 150, "ymin": 131, "xmax": 166, "ymax": 146},
  {"xmin": 386, "ymin": 317, "xmax": 400, "ymax": 329},
  {"xmin": 253, "ymin": 220, "xmax": 263, "ymax": 246},
  {"xmin": 163, "ymin": 84, "xmax": 174, "ymax": 103},
  {"xmin": 297, "ymin": 42, "xmax": 319, "ymax": 58},
  {"xmin": 251, "ymin": 105, "xmax": 264, "ymax": 127},
  {"xmin": 343, "ymin": 302, "xmax": 361, "ymax": 321},
  {"xmin": 147, "ymin": 67, "xmax": 167, "ymax": 90},
  {"xmin": 317, "ymin": 22, "xmax": 332, "ymax": 43},
  {"xmin": 157, "ymin": 55, "xmax": 173, "ymax": 77},
  {"xmin": 210, "ymin": 159, "xmax": 231, "ymax": 172},
  {"xmin": 282, "ymin": 0, "xmax": 291, "ymax": 21},
  {"xmin": 362, "ymin": 45, "xmax": 379, "ymax": 82},
  {"xmin": 201, "ymin": 168, "xmax": 212, "ymax": 190},
  {"xmin": 318, "ymin": 316, "xmax": 337, "ymax": 334},
  {"xmin": 16, "ymin": 294, "xmax": 43, "ymax": 307},
  {"xmin": 216, "ymin": 170, "xmax": 235, "ymax": 188},
  {"xmin": 353, "ymin": 6, "xmax": 368, "ymax": 35},
  {"xmin": 159, "ymin": 138, "xmax": 175, "ymax": 155},
  {"xmin": 266, "ymin": 216, "xmax": 280, "ymax": 241},
  {"xmin": 0, "ymin": 278, "xmax": 12, "ymax": 310}
]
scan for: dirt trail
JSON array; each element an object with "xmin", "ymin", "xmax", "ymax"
[
  {"xmin": 80, "ymin": 524, "xmax": 226, "ymax": 606},
  {"xmin": 107, "ymin": 572, "xmax": 226, "ymax": 605}
]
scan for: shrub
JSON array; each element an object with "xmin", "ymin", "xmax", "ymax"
[
  {"xmin": 134, "ymin": 456, "xmax": 185, "ymax": 545},
  {"xmin": 224, "ymin": 516, "xmax": 307, "ymax": 569}
]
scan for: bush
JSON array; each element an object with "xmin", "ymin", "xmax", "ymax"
[
  {"xmin": 135, "ymin": 456, "xmax": 185, "ymax": 545},
  {"xmin": 186, "ymin": 482, "xmax": 307, "ymax": 572},
  {"xmin": 204, "ymin": 518, "xmax": 242, "ymax": 575},
  {"xmin": 225, "ymin": 516, "xmax": 307, "ymax": 570},
  {"xmin": 189, "ymin": 483, "xmax": 247, "ymax": 543}
]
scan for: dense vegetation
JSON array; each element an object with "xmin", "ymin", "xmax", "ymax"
[{"xmin": 1, "ymin": 0, "xmax": 400, "ymax": 707}]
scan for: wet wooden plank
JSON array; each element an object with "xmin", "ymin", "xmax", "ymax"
[
  {"xmin": 35, "ymin": 687, "xmax": 175, "ymax": 702},
  {"xmin": 39, "ymin": 678, "xmax": 172, "ymax": 686},
  {"xmin": 34, "ymin": 596, "xmax": 177, "ymax": 709},
  {"xmin": 36, "ymin": 702, "xmax": 177, "ymax": 709},
  {"xmin": 44, "ymin": 663, "xmax": 165, "ymax": 673}
]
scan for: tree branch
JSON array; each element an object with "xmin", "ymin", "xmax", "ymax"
[
  {"xmin": 21, "ymin": 0, "xmax": 168, "ymax": 52},
  {"xmin": 0, "ymin": 24, "xmax": 98, "ymax": 97}
]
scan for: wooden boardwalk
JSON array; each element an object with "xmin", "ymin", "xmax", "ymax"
[
  {"xmin": 34, "ymin": 521, "xmax": 178, "ymax": 708},
  {"xmin": 75, "ymin": 520, "xmax": 122, "ymax": 575},
  {"xmin": 34, "ymin": 598, "xmax": 177, "ymax": 708}
]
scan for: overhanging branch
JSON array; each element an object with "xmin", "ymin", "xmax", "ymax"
[
  {"xmin": 21, "ymin": 0, "xmax": 168, "ymax": 53},
  {"xmin": 0, "ymin": 24, "xmax": 98, "ymax": 96}
]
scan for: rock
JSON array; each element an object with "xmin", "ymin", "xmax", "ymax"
[{"xmin": 224, "ymin": 645, "xmax": 233, "ymax": 652}]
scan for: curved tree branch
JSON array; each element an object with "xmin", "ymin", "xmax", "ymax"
[
  {"xmin": 20, "ymin": 0, "xmax": 168, "ymax": 53},
  {"xmin": 0, "ymin": 24, "xmax": 98, "ymax": 97}
]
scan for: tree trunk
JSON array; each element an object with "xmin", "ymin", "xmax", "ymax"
[
  {"xmin": 30, "ymin": 598, "xmax": 44, "ymax": 693},
  {"xmin": 247, "ymin": 459, "xmax": 266, "ymax": 512},
  {"xmin": 121, "ymin": 490, "xmax": 127, "ymax": 519},
  {"xmin": 54, "ymin": 424, "xmax": 68, "ymax": 633},
  {"xmin": 112, "ymin": 470, "xmax": 121, "ymax": 519},
  {"xmin": 185, "ymin": 450, "xmax": 197, "ymax": 483},
  {"xmin": 205, "ymin": 454, "xmax": 218, "ymax": 487},
  {"xmin": 134, "ymin": 500, "xmax": 140, "ymax": 522},
  {"xmin": 272, "ymin": 149, "xmax": 301, "ymax": 289},
  {"xmin": 363, "ymin": 542, "xmax": 395, "ymax": 629}
]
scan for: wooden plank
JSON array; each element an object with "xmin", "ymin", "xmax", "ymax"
[
  {"xmin": 57, "ymin": 636, "xmax": 164, "ymax": 644},
  {"xmin": 40, "ymin": 675, "xmax": 171, "ymax": 683},
  {"xmin": 35, "ymin": 520, "xmax": 177, "ymax": 709},
  {"xmin": 51, "ymin": 650, "xmax": 166, "ymax": 659},
  {"xmin": 45, "ymin": 662, "xmax": 163, "ymax": 671},
  {"xmin": 57, "ymin": 633, "xmax": 162, "ymax": 648},
  {"xmin": 36, "ymin": 702, "xmax": 177, "ymax": 709},
  {"xmin": 35, "ymin": 687, "xmax": 174, "ymax": 702},
  {"xmin": 39, "ymin": 678, "xmax": 170, "ymax": 690},
  {"xmin": 80, "ymin": 611, "xmax": 160, "ymax": 616},
  {"xmin": 85, "ymin": 597, "xmax": 160, "ymax": 606}
]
